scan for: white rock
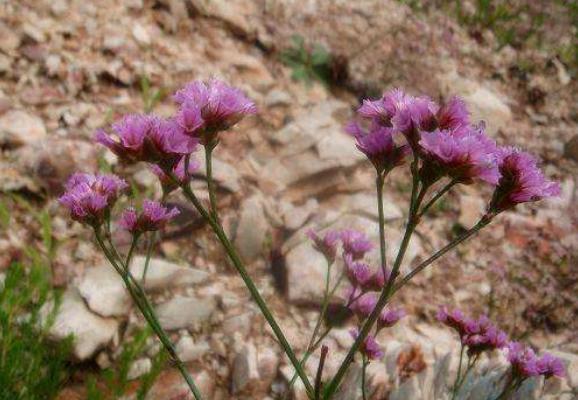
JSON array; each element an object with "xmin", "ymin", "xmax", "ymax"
[
  {"xmin": 345, "ymin": 192, "xmax": 403, "ymax": 221},
  {"xmin": 130, "ymin": 256, "xmax": 210, "ymax": 291},
  {"xmin": 176, "ymin": 335, "xmax": 210, "ymax": 362},
  {"xmin": 45, "ymin": 289, "xmax": 119, "ymax": 360},
  {"xmin": 127, "ymin": 357, "xmax": 152, "ymax": 380},
  {"xmin": 231, "ymin": 342, "xmax": 260, "ymax": 394},
  {"xmin": 234, "ymin": 195, "xmax": 269, "ymax": 262},
  {"xmin": 458, "ymin": 194, "xmax": 486, "ymax": 228},
  {"xmin": 441, "ymin": 72, "xmax": 512, "ymax": 136},
  {"xmin": 0, "ymin": 110, "xmax": 47, "ymax": 148},
  {"xmin": 77, "ymin": 263, "xmax": 131, "ymax": 317},
  {"xmin": 132, "ymin": 23, "xmax": 151, "ymax": 46},
  {"xmin": 285, "ymin": 242, "xmax": 338, "ymax": 304},
  {"xmin": 156, "ymin": 295, "xmax": 217, "ymax": 330}
]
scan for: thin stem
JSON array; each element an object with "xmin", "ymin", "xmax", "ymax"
[
  {"xmin": 314, "ymin": 345, "xmax": 329, "ymax": 400},
  {"xmin": 324, "ymin": 159, "xmax": 424, "ymax": 398},
  {"xmin": 451, "ymin": 345, "xmax": 465, "ymax": 400},
  {"xmin": 361, "ymin": 357, "xmax": 369, "ymax": 400},
  {"xmin": 418, "ymin": 179, "xmax": 458, "ymax": 218},
  {"xmin": 391, "ymin": 215, "xmax": 494, "ymax": 296},
  {"xmin": 376, "ymin": 174, "xmax": 388, "ymax": 277},
  {"xmin": 178, "ymin": 182, "xmax": 315, "ymax": 396},
  {"xmin": 94, "ymin": 230, "xmax": 204, "ymax": 399},
  {"xmin": 142, "ymin": 232, "xmax": 156, "ymax": 284},
  {"xmin": 204, "ymin": 144, "xmax": 218, "ymax": 220},
  {"xmin": 283, "ymin": 271, "xmax": 345, "ymax": 399}
]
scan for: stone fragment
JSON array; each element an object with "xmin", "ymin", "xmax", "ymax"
[
  {"xmin": 231, "ymin": 342, "xmax": 260, "ymax": 394},
  {"xmin": 127, "ymin": 357, "xmax": 152, "ymax": 380},
  {"xmin": 0, "ymin": 110, "xmax": 47, "ymax": 148},
  {"xmin": 176, "ymin": 335, "xmax": 210, "ymax": 362},
  {"xmin": 156, "ymin": 296, "xmax": 217, "ymax": 330},
  {"xmin": 77, "ymin": 263, "xmax": 131, "ymax": 317},
  {"xmin": 235, "ymin": 195, "xmax": 269, "ymax": 263},
  {"xmin": 44, "ymin": 289, "xmax": 119, "ymax": 360},
  {"xmin": 458, "ymin": 194, "xmax": 486, "ymax": 228}
]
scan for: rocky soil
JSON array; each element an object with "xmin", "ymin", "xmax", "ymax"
[{"xmin": 0, "ymin": 0, "xmax": 577, "ymax": 399}]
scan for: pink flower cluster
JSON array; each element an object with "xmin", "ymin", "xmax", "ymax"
[
  {"xmin": 349, "ymin": 89, "xmax": 560, "ymax": 208},
  {"xmin": 59, "ymin": 173, "xmax": 128, "ymax": 226},
  {"xmin": 119, "ymin": 200, "xmax": 180, "ymax": 234},
  {"xmin": 438, "ymin": 307, "xmax": 565, "ymax": 380},
  {"xmin": 437, "ymin": 306, "xmax": 508, "ymax": 356},
  {"xmin": 507, "ymin": 342, "xmax": 565, "ymax": 380},
  {"xmin": 308, "ymin": 228, "xmax": 405, "ymax": 361},
  {"xmin": 61, "ymin": 79, "xmax": 256, "ymax": 233}
]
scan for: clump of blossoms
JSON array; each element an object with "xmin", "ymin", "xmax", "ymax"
[{"xmin": 59, "ymin": 80, "xmax": 562, "ymax": 400}]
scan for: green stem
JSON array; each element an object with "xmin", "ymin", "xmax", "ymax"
[
  {"xmin": 204, "ymin": 144, "xmax": 218, "ymax": 220},
  {"xmin": 418, "ymin": 179, "xmax": 458, "ymax": 218},
  {"xmin": 361, "ymin": 357, "xmax": 369, "ymax": 400},
  {"xmin": 142, "ymin": 232, "xmax": 156, "ymax": 284},
  {"xmin": 376, "ymin": 174, "xmax": 388, "ymax": 277},
  {"xmin": 391, "ymin": 215, "xmax": 494, "ymax": 296},
  {"xmin": 94, "ymin": 230, "xmax": 204, "ymax": 400},
  {"xmin": 178, "ymin": 183, "xmax": 314, "ymax": 396},
  {"xmin": 451, "ymin": 345, "xmax": 465, "ymax": 400},
  {"xmin": 324, "ymin": 159, "xmax": 424, "ymax": 398},
  {"xmin": 314, "ymin": 345, "xmax": 329, "ymax": 400},
  {"xmin": 283, "ymin": 272, "xmax": 346, "ymax": 399}
]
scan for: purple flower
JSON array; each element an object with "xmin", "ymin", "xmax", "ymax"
[
  {"xmin": 119, "ymin": 200, "xmax": 180, "ymax": 233},
  {"xmin": 350, "ymin": 329, "xmax": 384, "ymax": 360},
  {"xmin": 364, "ymin": 266, "xmax": 390, "ymax": 292},
  {"xmin": 437, "ymin": 306, "xmax": 470, "ymax": 338},
  {"xmin": 537, "ymin": 353, "xmax": 565, "ymax": 379},
  {"xmin": 392, "ymin": 95, "xmax": 439, "ymax": 148},
  {"xmin": 350, "ymin": 292, "xmax": 378, "ymax": 317},
  {"xmin": 358, "ymin": 88, "xmax": 413, "ymax": 127},
  {"xmin": 506, "ymin": 342, "xmax": 541, "ymax": 378},
  {"xmin": 307, "ymin": 229, "xmax": 340, "ymax": 263},
  {"xmin": 173, "ymin": 79, "xmax": 257, "ymax": 144},
  {"xmin": 176, "ymin": 101, "xmax": 204, "ymax": 136},
  {"xmin": 150, "ymin": 156, "xmax": 200, "ymax": 194},
  {"xmin": 59, "ymin": 173, "xmax": 128, "ymax": 226},
  {"xmin": 96, "ymin": 115, "xmax": 197, "ymax": 167},
  {"xmin": 490, "ymin": 147, "xmax": 560, "ymax": 212},
  {"xmin": 437, "ymin": 97, "xmax": 470, "ymax": 131},
  {"xmin": 345, "ymin": 122, "xmax": 410, "ymax": 173},
  {"xmin": 378, "ymin": 307, "xmax": 406, "ymax": 329},
  {"xmin": 340, "ymin": 229, "xmax": 373, "ymax": 260},
  {"xmin": 344, "ymin": 254, "xmax": 372, "ymax": 288},
  {"xmin": 419, "ymin": 125, "xmax": 501, "ymax": 185},
  {"xmin": 462, "ymin": 316, "xmax": 508, "ymax": 355}
]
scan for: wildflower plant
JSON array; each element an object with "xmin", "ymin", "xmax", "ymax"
[{"xmin": 59, "ymin": 79, "xmax": 564, "ymax": 399}]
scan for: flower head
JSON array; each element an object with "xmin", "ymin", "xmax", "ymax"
[
  {"xmin": 345, "ymin": 122, "xmax": 410, "ymax": 173},
  {"xmin": 490, "ymin": 147, "xmax": 560, "ymax": 212},
  {"xmin": 462, "ymin": 316, "xmax": 508, "ymax": 355},
  {"xmin": 358, "ymin": 88, "xmax": 413, "ymax": 127},
  {"xmin": 59, "ymin": 173, "xmax": 128, "ymax": 226},
  {"xmin": 344, "ymin": 254, "xmax": 372, "ymax": 288},
  {"xmin": 350, "ymin": 292, "xmax": 378, "ymax": 317},
  {"xmin": 419, "ymin": 125, "xmax": 500, "ymax": 185},
  {"xmin": 150, "ymin": 156, "xmax": 200, "ymax": 194},
  {"xmin": 378, "ymin": 307, "xmax": 406, "ymax": 329},
  {"xmin": 537, "ymin": 353, "xmax": 565, "ymax": 379},
  {"xmin": 340, "ymin": 229, "xmax": 373, "ymax": 260},
  {"xmin": 437, "ymin": 306, "xmax": 470, "ymax": 338},
  {"xmin": 307, "ymin": 229, "xmax": 340, "ymax": 263},
  {"xmin": 119, "ymin": 200, "xmax": 179, "ymax": 234},
  {"xmin": 350, "ymin": 329, "xmax": 383, "ymax": 360},
  {"xmin": 437, "ymin": 97, "xmax": 470, "ymax": 131},
  {"xmin": 173, "ymin": 79, "xmax": 257, "ymax": 144},
  {"xmin": 96, "ymin": 115, "xmax": 197, "ymax": 167},
  {"xmin": 506, "ymin": 342, "xmax": 540, "ymax": 378}
]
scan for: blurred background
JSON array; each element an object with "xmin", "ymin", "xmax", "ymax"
[{"xmin": 0, "ymin": 1, "xmax": 576, "ymax": 399}]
